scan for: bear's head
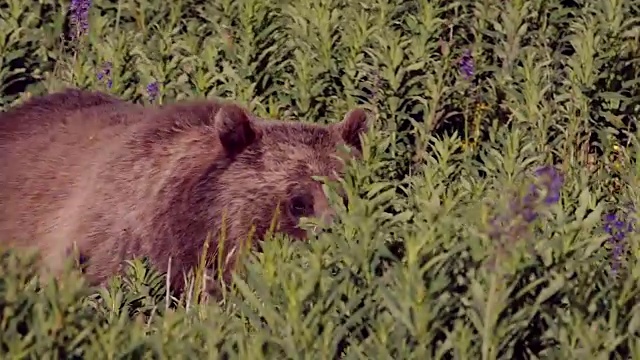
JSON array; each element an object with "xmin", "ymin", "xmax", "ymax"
[{"xmin": 207, "ymin": 104, "xmax": 370, "ymax": 247}]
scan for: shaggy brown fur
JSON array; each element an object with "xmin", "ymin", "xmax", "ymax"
[{"xmin": 0, "ymin": 88, "xmax": 369, "ymax": 294}]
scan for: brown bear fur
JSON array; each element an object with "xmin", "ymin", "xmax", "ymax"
[{"xmin": 0, "ymin": 88, "xmax": 369, "ymax": 295}]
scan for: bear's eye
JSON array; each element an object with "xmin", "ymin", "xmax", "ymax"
[{"xmin": 289, "ymin": 194, "xmax": 312, "ymax": 218}]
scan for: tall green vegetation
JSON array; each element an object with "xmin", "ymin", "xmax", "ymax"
[{"xmin": 1, "ymin": 0, "xmax": 640, "ymax": 358}]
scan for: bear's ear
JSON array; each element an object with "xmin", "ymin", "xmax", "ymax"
[
  {"xmin": 333, "ymin": 108, "xmax": 369, "ymax": 152},
  {"xmin": 214, "ymin": 103, "xmax": 259, "ymax": 156}
]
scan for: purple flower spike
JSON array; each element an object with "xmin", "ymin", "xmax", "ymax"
[
  {"xmin": 459, "ymin": 49, "xmax": 475, "ymax": 79},
  {"xmin": 603, "ymin": 207, "xmax": 637, "ymax": 276},
  {"xmin": 69, "ymin": 0, "xmax": 92, "ymax": 39},
  {"xmin": 97, "ymin": 62, "xmax": 112, "ymax": 89},
  {"xmin": 146, "ymin": 81, "xmax": 159, "ymax": 102},
  {"xmin": 488, "ymin": 165, "xmax": 564, "ymax": 245},
  {"xmin": 533, "ymin": 166, "xmax": 564, "ymax": 205}
]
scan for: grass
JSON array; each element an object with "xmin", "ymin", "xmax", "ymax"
[{"xmin": 1, "ymin": 0, "xmax": 640, "ymax": 358}]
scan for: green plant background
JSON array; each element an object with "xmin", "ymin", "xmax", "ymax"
[{"xmin": 1, "ymin": 0, "xmax": 640, "ymax": 358}]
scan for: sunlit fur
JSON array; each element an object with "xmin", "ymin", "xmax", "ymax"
[{"xmin": 0, "ymin": 88, "xmax": 369, "ymax": 294}]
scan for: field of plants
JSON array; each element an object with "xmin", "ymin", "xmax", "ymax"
[{"xmin": 1, "ymin": 0, "xmax": 640, "ymax": 358}]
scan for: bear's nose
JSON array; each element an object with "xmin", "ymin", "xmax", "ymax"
[
  {"xmin": 319, "ymin": 208, "xmax": 336, "ymax": 226},
  {"xmin": 312, "ymin": 190, "xmax": 337, "ymax": 226}
]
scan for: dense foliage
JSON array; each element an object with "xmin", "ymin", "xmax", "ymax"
[{"xmin": 1, "ymin": 0, "xmax": 640, "ymax": 358}]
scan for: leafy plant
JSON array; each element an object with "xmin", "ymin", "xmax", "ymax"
[{"xmin": 1, "ymin": 0, "xmax": 640, "ymax": 358}]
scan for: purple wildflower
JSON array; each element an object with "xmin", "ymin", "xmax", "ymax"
[
  {"xmin": 459, "ymin": 49, "xmax": 475, "ymax": 79},
  {"xmin": 488, "ymin": 165, "xmax": 564, "ymax": 243},
  {"xmin": 97, "ymin": 62, "xmax": 112, "ymax": 89},
  {"xmin": 532, "ymin": 166, "xmax": 564, "ymax": 205},
  {"xmin": 146, "ymin": 81, "xmax": 159, "ymax": 102},
  {"xmin": 515, "ymin": 166, "xmax": 562, "ymax": 218},
  {"xmin": 69, "ymin": 0, "xmax": 92, "ymax": 39},
  {"xmin": 603, "ymin": 207, "xmax": 636, "ymax": 275}
]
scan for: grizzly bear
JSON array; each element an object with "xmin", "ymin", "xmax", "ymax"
[{"xmin": 0, "ymin": 88, "xmax": 369, "ymax": 295}]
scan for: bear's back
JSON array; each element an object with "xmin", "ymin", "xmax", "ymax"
[
  {"xmin": 0, "ymin": 89, "xmax": 130, "ymax": 138},
  {"xmin": 0, "ymin": 89, "xmax": 143, "ymax": 250}
]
